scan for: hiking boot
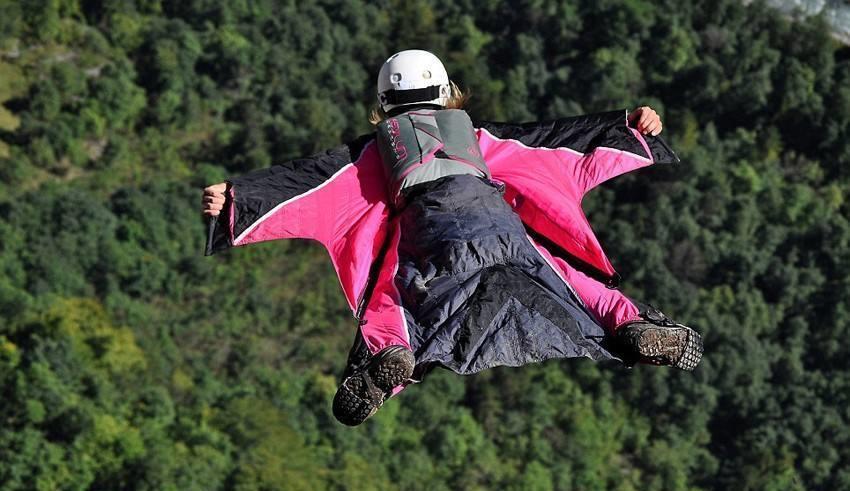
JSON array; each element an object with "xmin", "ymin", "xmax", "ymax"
[
  {"xmin": 332, "ymin": 345, "xmax": 415, "ymax": 426},
  {"xmin": 615, "ymin": 308, "xmax": 703, "ymax": 371}
]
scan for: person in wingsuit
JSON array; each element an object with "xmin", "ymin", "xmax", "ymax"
[{"xmin": 202, "ymin": 50, "xmax": 703, "ymax": 426}]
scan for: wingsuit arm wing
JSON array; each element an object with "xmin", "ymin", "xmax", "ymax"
[
  {"xmin": 204, "ymin": 134, "xmax": 392, "ymax": 311},
  {"xmin": 475, "ymin": 109, "xmax": 680, "ymax": 286},
  {"xmin": 477, "ymin": 109, "xmax": 679, "ymax": 195}
]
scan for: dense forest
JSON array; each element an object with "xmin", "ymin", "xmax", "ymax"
[
  {"xmin": 764, "ymin": 0, "xmax": 850, "ymax": 44},
  {"xmin": 1, "ymin": 0, "xmax": 849, "ymax": 489}
]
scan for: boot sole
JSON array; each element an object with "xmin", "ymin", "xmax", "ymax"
[
  {"xmin": 332, "ymin": 376, "xmax": 380, "ymax": 426},
  {"xmin": 333, "ymin": 346, "xmax": 415, "ymax": 426},
  {"xmin": 635, "ymin": 326, "xmax": 703, "ymax": 371},
  {"xmin": 674, "ymin": 328, "xmax": 703, "ymax": 371}
]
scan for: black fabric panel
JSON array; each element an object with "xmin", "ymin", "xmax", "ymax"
[
  {"xmin": 341, "ymin": 327, "xmax": 372, "ymax": 382},
  {"xmin": 392, "ymin": 174, "xmax": 617, "ymax": 378},
  {"xmin": 476, "ymin": 109, "xmax": 680, "ymax": 164},
  {"xmin": 205, "ymin": 209, "xmax": 230, "ymax": 256},
  {"xmin": 645, "ymin": 133, "xmax": 680, "ymax": 164},
  {"xmin": 477, "ymin": 110, "xmax": 626, "ymax": 153},
  {"xmin": 447, "ymin": 265, "xmax": 611, "ymax": 373},
  {"xmin": 205, "ymin": 182, "xmax": 235, "ymax": 256},
  {"xmin": 595, "ymin": 123, "xmax": 650, "ymax": 159},
  {"xmin": 205, "ymin": 133, "xmax": 376, "ymax": 254}
]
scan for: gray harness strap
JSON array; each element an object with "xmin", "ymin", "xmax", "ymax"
[{"xmin": 376, "ymin": 109, "xmax": 490, "ymax": 202}]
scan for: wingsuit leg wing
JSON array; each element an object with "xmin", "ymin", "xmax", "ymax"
[
  {"xmin": 528, "ymin": 236, "xmax": 641, "ymax": 333},
  {"xmin": 356, "ymin": 223, "xmax": 414, "ymax": 353}
]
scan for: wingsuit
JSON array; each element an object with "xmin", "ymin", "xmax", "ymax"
[{"xmin": 204, "ymin": 50, "xmax": 703, "ymax": 426}]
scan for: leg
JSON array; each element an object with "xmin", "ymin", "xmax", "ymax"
[
  {"xmin": 528, "ymin": 238, "xmax": 703, "ymax": 370},
  {"xmin": 333, "ymin": 343, "xmax": 415, "ymax": 426},
  {"xmin": 530, "ymin": 238, "xmax": 640, "ymax": 334},
  {"xmin": 555, "ymin": 259, "xmax": 641, "ymax": 334},
  {"xmin": 614, "ymin": 307, "xmax": 704, "ymax": 371},
  {"xmin": 333, "ymin": 229, "xmax": 415, "ymax": 426},
  {"xmin": 357, "ymin": 226, "xmax": 413, "ymax": 353}
]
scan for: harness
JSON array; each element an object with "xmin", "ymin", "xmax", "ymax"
[{"xmin": 376, "ymin": 109, "xmax": 490, "ymax": 203}]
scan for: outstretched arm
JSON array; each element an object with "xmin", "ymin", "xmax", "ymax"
[
  {"xmin": 478, "ymin": 108, "xmax": 680, "ymax": 286},
  {"xmin": 201, "ymin": 135, "xmax": 393, "ymax": 313},
  {"xmin": 479, "ymin": 107, "xmax": 678, "ymax": 195},
  {"xmin": 203, "ymin": 135, "xmax": 382, "ymax": 253}
]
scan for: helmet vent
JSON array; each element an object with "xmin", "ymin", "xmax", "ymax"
[{"xmin": 391, "ymin": 73, "xmax": 402, "ymax": 82}]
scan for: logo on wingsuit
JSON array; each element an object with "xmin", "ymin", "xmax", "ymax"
[{"xmin": 387, "ymin": 118, "xmax": 409, "ymax": 161}]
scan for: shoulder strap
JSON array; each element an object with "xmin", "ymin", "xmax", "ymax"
[{"xmin": 432, "ymin": 110, "xmax": 490, "ymax": 177}]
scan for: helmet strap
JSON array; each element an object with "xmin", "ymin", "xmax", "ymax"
[
  {"xmin": 386, "ymin": 103, "xmax": 443, "ymax": 117},
  {"xmin": 381, "ymin": 84, "xmax": 443, "ymax": 106}
]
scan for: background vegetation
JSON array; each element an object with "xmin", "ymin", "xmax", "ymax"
[{"xmin": 1, "ymin": 0, "xmax": 849, "ymax": 489}]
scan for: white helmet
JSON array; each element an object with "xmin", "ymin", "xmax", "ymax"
[{"xmin": 377, "ymin": 50, "xmax": 451, "ymax": 113}]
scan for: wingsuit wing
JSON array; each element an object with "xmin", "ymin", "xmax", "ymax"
[
  {"xmin": 476, "ymin": 109, "xmax": 680, "ymax": 287},
  {"xmin": 205, "ymin": 134, "xmax": 392, "ymax": 313}
]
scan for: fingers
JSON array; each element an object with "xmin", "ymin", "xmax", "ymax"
[
  {"xmin": 204, "ymin": 183, "xmax": 227, "ymax": 194},
  {"xmin": 202, "ymin": 197, "xmax": 224, "ymax": 216},
  {"xmin": 202, "ymin": 182, "xmax": 227, "ymax": 217},
  {"xmin": 645, "ymin": 119, "xmax": 662, "ymax": 136},
  {"xmin": 636, "ymin": 108, "xmax": 655, "ymax": 132},
  {"xmin": 203, "ymin": 194, "xmax": 225, "ymax": 205},
  {"xmin": 630, "ymin": 106, "xmax": 663, "ymax": 136}
]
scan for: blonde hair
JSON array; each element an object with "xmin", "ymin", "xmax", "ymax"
[{"xmin": 369, "ymin": 81, "xmax": 470, "ymax": 125}]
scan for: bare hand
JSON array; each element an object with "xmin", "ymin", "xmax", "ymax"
[
  {"xmin": 628, "ymin": 106, "xmax": 663, "ymax": 136},
  {"xmin": 202, "ymin": 183, "xmax": 227, "ymax": 217}
]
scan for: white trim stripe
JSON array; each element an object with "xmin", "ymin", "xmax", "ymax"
[
  {"xmin": 232, "ymin": 140, "xmax": 376, "ymax": 245},
  {"xmin": 524, "ymin": 234, "xmax": 587, "ymax": 310},
  {"xmin": 478, "ymin": 128, "xmax": 584, "ymax": 157},
  {"xmin": 595, "ymin": 146, "xmax": 653, "ymax": 164},
  {"xmin": 477, "ymin": 127, "xmax": 653, "ymax": 163},
  {"xmin": 388, "ymin": 230, "xmax": 411, "ymax": 345},
  {"xmin": 233, "ymin": 163, "xmax": 353, "ymax": 244}
]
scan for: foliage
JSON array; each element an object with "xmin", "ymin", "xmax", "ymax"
[{"xmin": 2, "ymin": 0, "xmax": 849, "ymax": 489}]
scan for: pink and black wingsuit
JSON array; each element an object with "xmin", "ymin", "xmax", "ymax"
[{"xmin": 205, "ymin": 108, "xmax": 679, "ymax": 385}]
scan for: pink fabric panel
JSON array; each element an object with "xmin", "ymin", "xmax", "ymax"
[
  {"xmin": 630, "ymin": 127, "xmax": 654, "ymax": 163},
  {"xmin": 358, "ymin": 221, "xmax": 412, "ymax": 354},
  {"xmin": 235, "ymin": 143, "xmax": 390, "ymax": 312},
  {"xmin": 579, "ymin": 141, "xmax": 654, "ymax": 193},
  {"xmin": 531, "ymin": 238, "xmax": 640, "ymax": 334},
  {"xmin": 227, "ymin": 186, "xmax": 236, "ymax": 243},
  {"xmin": 478, "ymin": 130, "xmax": 583, "ymax": 200},
  {"xmin": 329, "ymin": 205, "xmax": 390, "ymax": 311},
  {"xmin": 479, "ymin": 130, "xmax": 618, "ymax": 280}
]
